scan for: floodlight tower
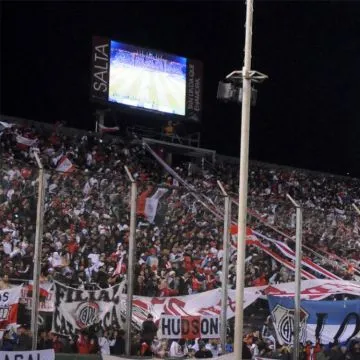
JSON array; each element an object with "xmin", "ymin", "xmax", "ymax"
[{"xmin": 217, "ymin": 1, "xmax": 268, "ymax": 360}]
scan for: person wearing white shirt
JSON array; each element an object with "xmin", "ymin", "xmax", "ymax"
[
  {"xmin": 98, "ymin": 332, "xmax": 115, "ymax": 355},
  {"xmin": 169, "ymin": 339, "xmax": 188, "ymax": 358}
]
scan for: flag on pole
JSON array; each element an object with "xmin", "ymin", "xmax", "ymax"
[{"xmin": 56, "ymin": 156, "xmax": 76, "ymax": 173}]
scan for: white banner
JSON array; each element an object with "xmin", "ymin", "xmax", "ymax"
[
  {"xmin": 129, "ymin": 286, "xmax": 264, "ymax": 326},
  {"xmin": 128, "ymin": 280, "xmax": 360, "ymax": 327},
  {"xmin": 160, "ymin": 315, "xmax": 219, "ymax": 339},
  {"xmin": 0, "ymin": 287, "xmax": 22, "ymax": 330},
  {"xmin": 52, "ymin": 282, "xmax": 123, "ymax": 335},
  {"xmin": 0, "ymin": 349, "xmax": 54, "ymax": 360},
  {"xmin": 144, "ymin": 188, "xmax": 168, "ymax": 223},
  {"xmin": 263, "ymin": 279, "xmax": 360, "ymax": 300}
]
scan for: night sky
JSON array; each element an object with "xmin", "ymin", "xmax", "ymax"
[{"xmin": 1, "ymin": 1, "xmax": 360, "ymax": 177}]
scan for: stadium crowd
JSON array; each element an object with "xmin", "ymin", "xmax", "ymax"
[{"xmin": 0, "ymin": 119, "xmax": 360, "ymax": 357}]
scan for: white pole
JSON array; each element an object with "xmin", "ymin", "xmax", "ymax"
[
  {"xmin": 286, "ymin": 194, "xmax": 302, "ymax": 360},
  {"xmin": 124, "ymin": 166, "xmax": 137, "ymax": 356},
  {"xmin": 233, "ymin": 0, "xmax": 254, "ymax": 358},
  {"xmin": 218, "ymin": 181, "xmax": 231, "ymax": 353},
  {"xmin": 352, "ymin": 203, "xmax": 360, "ymax": 216},
  {"xmin": 293, "ymin": 205, "xmax": 303, "ymax": 359},
  {"xmin": 31, "ymin": 152, "xmax": 45, "ymax": 350}
]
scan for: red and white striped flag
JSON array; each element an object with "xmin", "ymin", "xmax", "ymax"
[
  {"xmin": 230, "ymin": 225, "xmax": 259, "ymax": 248},
  {"xmin": 56, "ymin": 156, "xmax": 76, "ymax": 173},
  {"xmin": 16, "ymin": 135, "xmax": 37, "ymax": 150}
]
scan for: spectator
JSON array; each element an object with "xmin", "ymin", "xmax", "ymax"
[
  {"xmin": 14, "ymin": 325, "xmax": 32, "ymax": 351},
  {"xmin": 194, "ymin": 341, "xmax": 213, "ymax": 358},
  {"xmin": 49, "ymin": 333, "xmax": 63, "ymax": 353},
  {"xmin": 37, "ymin": 330, "xmax": 52, "ymax": 350},
  {"xmin": 110, "ymin": 329, "xmax": 125, "ymax": 355},
  {"xmin": 98, "ymin": 330, "xmax": 115, "ymax": 355},
  {"xmin": 0, "ymin": 330, "xmax": 15, "ymax": 351},
  {"xmin": 141, "ymin": 314, "xmax": 157, "ymax": 347},
  {"xmin": 169, "ymin": 338, "xmax": 188, "ymax": 358},
  {"xmin": 76, "ymin": 332, "xmax": 91, "ymax": 354}
]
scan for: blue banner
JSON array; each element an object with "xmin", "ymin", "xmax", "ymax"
[{"xmin": 268, "ymin": 296, "xmax": 360, "ymax": 345}]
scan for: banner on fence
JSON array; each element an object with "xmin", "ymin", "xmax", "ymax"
[
  {"xmin": 0, "ymin": 286, "xmax": 22, "ymax": 330},
  {"xmin": 0, "ymin": 349, "xmax": 54, "ymax": 360},
  {"xmin": 263, "ymin": 279, "xmax": 360, "ymax": 300},
  {"xmin": 268, "ymin": 296, "xmax": 360, "ymax": 345},
  {"xmin": 21, "ymin": 282, "xmax": 54, "ymax": 312},
  {"xmin": 159, "ymin": 315, "xmax": 219, "ymax": 339},
  {"xmin": 52, "ymin": 282, "xmax": 123, "ymax": 335},
  {"xmin": 130, "ymin": 286, "xmax": 264, "ymax": 326}
]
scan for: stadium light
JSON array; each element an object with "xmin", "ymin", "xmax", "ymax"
[
  {"xmin": 286, "ymin": 193, "xmax": 303, "ymax": 360},
  {"xmin": 222, "ymin": 1, "xmax": 268, "ymax": 359},
  {"xmin": 31, "ymin": 150, "xmax": 45, "ymax": 350},
  {"xmin": 217, "ymin": 181, "xmax": 231, "ymax": 353},
  {"xmin": 124, "ymin": 166, "xmax": 137, "ymax": 356}
]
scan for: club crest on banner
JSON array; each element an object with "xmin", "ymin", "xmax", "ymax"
[
  {"xmin": 271, "ymin": 304, "xmax": 309, "ymax": 344},
  {"xmin": 75, "ymin": 302, "xmax": 100, "ymax": 329}
]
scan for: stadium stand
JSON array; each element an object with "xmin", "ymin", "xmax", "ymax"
[{"xmin": 0, "ymin": 117, "xmax": 359, "ymax": 357}]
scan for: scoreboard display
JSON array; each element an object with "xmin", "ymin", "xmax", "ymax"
[{"xmin": 90, "ymin": 36, "xmax": 203, "ymax": 122}]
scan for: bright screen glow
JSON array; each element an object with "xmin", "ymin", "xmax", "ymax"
[{"xmin": 108, "ymin": 40, "xmax": 187, "ymax": 116}]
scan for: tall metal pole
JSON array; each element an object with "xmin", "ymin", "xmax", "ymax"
[
  {"xmin": 124, "ymin": 166, "xmax": 137, "ymax": 356},
  {"xmin": 31, "ymin": 151, "xmax": 45, "ymax": 350},
  {"xmin": 287, "ymin": 194, "xmax": 302, "ymax": 360},
  {"xmin": 217, "ymin": 181, "xmax": 231, "ymax": 353},
  {"xmin": 233, "ymin": 0, "xmax": 254, "ymax": 358}
]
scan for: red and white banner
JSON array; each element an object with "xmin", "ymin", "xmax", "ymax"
[
  {"xmin": 252, "ymin": 240, "xmax": 317, "ymax": 280},
  {"xmin": 56, "ymin": 156, "xmax": 76, "ymax": 173},
  {"xmin": 264, "ymin": 279, "xmax": 360, "ymax": 300},
  {"xmin": 253, "ymin": 231, "xmax": 342, "ymax": 280},
  {"xmin": 128, "ymin": 286, "xmax": 264, "ymax": 326},
  {"xmin": 273, "ymin": 240, "xmax": 341, "ymax": 280},
  {"xmin": 21, "ymin": 282, "xmax": 54, "ymax": 312},
  {"xmin": 159, "ymin": 315, "xmax": 219, "ymax": 339},
  {"xmin": 230, "ymin": 225, "xmax": 258, "ymax": 248},
  {"xmin": 0, "ymin": 286, "xmax": 22, "ymax": 330},
  {"xmin": 126, "ymin": 279, "xmax": 360, "ymax": 327},
  {"xmin": 16, "ymin": 135, "xmax": 37, "ymax": 149}
]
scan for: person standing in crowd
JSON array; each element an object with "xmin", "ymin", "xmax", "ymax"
[
  {"xmin": 141, "ymin": 313, "xmax": 158, "ymax": 349},
  {"xmin": 49, "ymin": 333, "xmax": 64, "ymax": 353},
  {"xmin": 98, "ymin": 330, "xmax": 115, "ymax": 355},
  {"xmin": 0, "ymin": 330, "xmax": 15, "ymax": 351},
  {"xmin": 37, "ymin": 330, "xmax": 52, "ymax": 350},
  {"xmin": 110, "ymin": 329, "xmax": 126, "ymax": 355},
  {"xmin": 76, "ymin": 332, "xmax": 91, "ymax": 354},
  {"xmin": 14, "ymin": 325, "xmax": 32, "ymax": 351},
  {"xmin": 194, "ymin": 341, "xmax": 213, "ymax": 358},
  {"xmin": 169, "ymin": 338, "xmax": 189, "ymax": 358}
]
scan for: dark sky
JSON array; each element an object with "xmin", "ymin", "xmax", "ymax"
[{"xmin": 1, "ymin": 1, "xmax": 360, "ymax": 177}]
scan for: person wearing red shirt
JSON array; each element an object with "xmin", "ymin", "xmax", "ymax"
[
  {"xmin": 50, "ymin": 333, "xmax": 63, "ymax": 353},
  {"xmin": 76, "ymin": 333, "xmax": 91, "ymax": 354}
]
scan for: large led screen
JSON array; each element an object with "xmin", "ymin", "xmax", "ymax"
[{"xmin": 108, "ymin": 40, "xmax": 187, "ymax": 116}]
